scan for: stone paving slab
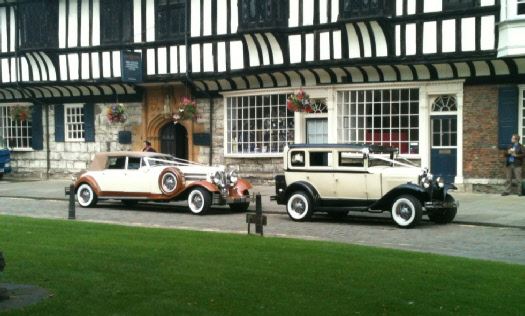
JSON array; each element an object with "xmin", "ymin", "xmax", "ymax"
[{"xmin": 0, "ymin": 178, "xmax": 524, "ymax": 228}]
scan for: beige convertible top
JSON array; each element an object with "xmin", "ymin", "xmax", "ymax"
[{"xmin": 87, "ymin": 151, "xmax": 172, "ymax": 171}]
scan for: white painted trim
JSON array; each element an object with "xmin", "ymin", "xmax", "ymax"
[{"xmin": 519, "ymin": 85, "xmax": 525, "ymax": 138}]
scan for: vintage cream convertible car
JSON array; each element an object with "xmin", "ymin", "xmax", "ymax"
[
  {"xmin": 272, "ymin": 144, "xmax": 458, "ymax": 228},
  {"xmin": 73, "ymin": 152, "xmax": 252, "ymax": 214}
]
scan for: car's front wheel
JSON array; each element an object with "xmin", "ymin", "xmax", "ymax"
[
  {"xmin": 187, "ymin": 187, "xmax": 212, "ymax": 215},
  {"xmin": 428, "ymin": 194, "xmax": 457, "ymax": 224},
  {"xmin": 286, "ymin": 191, "xmax": 313, "ymax": 221},
  {"xmin": 391, "ymin": 195, "xmax": 422, "ymax": 228},
  {"xmin": 77, "ymin": 183, "xmax": 98, "ymax": 208}
]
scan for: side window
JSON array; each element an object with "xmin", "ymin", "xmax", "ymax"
[
  {"xmin": 309, "ymin": 152, "xmax": 332, "ymax": 167},
  {"xmin": 156, "ymin": 0, "xmax": 186, "ymax": 40},
  {"xmin": 339, "ymin": 152, "xmax": 364, "ymax": 167},
  {"xmin": 519, "ymin": 0, "xmax": 525, "ymax": 15},
  {"xmin": 19, "ymin": 0, "xmax": 58, "ymax": 49},
  {"xmin": 127, "ymin": 157, "xmax": 141, "ymax": 170},
  {"xmin": 100, "ymin": 0, "xmax": 133, "ymax": 44},
  {"xmin": 238, "ymin": 0, "xmax": 288, "ymax": 31},
  {"xmin": 290, "ymin": 151, "xmax": 305, "ymax": 167},
  {"xmin": 107, "ymin": 157, "xmax": 126, "ymax": 169}
]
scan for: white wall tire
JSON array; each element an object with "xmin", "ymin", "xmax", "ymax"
[
  {"xmin": 77, "ymin": 183, "xmax": 98, "ymax": 208},
  {"xmin": 187, "ymin": 187, "xmax": 212, "ymax": 215},
  {"xmin": 286, "ymin": 192, "xmax": 313, "ymax": 221},
  {"xmin": 391, "ymin": 195, "xmax": 422, "ymax": 228}
]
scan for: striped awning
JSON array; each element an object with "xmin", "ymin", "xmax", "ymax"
[
  {"xmin": 0, "ymin": 83, "xmax": 141, "ymax": 102},
  {"xmin": 191, "ymin": 58, "xmax": 525, "ymax": 92}
]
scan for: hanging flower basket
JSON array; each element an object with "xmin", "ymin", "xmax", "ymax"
[
  {"xmin": 107, "ymin": 103, "xmax": 127, "ymax": 124},
  {"xmin": 287, "ymin": 89, "xmax": 313, "ymax": 113},
  {"xmin": 10, "ymin": 105, "xmax": 32, "ymax": 121},
  {"xmin": 173, "ymin": 97, "xmax": 198, "ymax": 124}
]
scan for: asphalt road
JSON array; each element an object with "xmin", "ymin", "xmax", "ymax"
[{"xmin": 1, "ymin": 197, "xmax": 524, "ymax": 266}]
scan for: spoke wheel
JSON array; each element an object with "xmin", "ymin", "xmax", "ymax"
[
  {"xmin": 187, "ymin": 187, "xmax": 212, "ymax": 215},
  {"xmin": 286, "ymin": 191, "xmax": 313, "ymax": 221},
  {"xmin": 76, "ymin": 183, "xmax": 98, "ymax": 208},
  {"xmin": 391, "ymin": 195, "xmax": 422, "ymax": 228}
]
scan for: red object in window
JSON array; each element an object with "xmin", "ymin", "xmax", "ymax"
[{"xmin": 366, "ymin": 131, "xmax": 408, "ymax": 153}]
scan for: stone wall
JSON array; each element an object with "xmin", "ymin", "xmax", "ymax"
[
  {"xmin": 462, "ymin": 84, "xmax": 506, "ymax": 180},
  {"xmin": 11, "ymin": 102, "xmax": 142, "ymax": 178}
]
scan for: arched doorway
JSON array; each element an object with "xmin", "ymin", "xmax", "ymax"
[{"xmin": 160, "ymin": 122, "xmax": 188, "ymax": 160}]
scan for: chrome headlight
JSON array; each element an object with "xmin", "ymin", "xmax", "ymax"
[
  {"xmin": 421, "ymin": 171, "xmax": 433, "ymax": 189},
  {"xmin": 228, "ymin": 170, "xmax": 239, "ymax": 186},
  {"xmin": 436, "ymin": 177, "xmax": 445, "ymax": 188},
  {"xmin": 4, "ymin": 162, "xmax": 10, "ymax": 168}
]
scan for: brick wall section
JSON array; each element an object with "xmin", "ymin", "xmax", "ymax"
[{"xmin": 463, "ymin": 85, "xmax": 505, "ymax": 179}]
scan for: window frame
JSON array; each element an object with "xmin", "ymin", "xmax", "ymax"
[
  {"xmin": 64, "ymin": 104, "xmax": 86, "ymax": 142},
  {"xmin": 224, "ymin": 92, "xmax": 295, "ymax": 158},
  {"xmin": 336, "ymin": 88, "xmax": 420, "ymax": 157},
  {"xmin": 339, "ymin": 0, "xmax": 393, "ymax": 20},
  {"xmin": 238, "ymin": 0, "xmax": 289, "ymax": 31},
  {"xmin": 518, "ymin": 0, "xmax": 525, "ymax": 15},
  {"xmin": 0, "ymin": 104, "xmax": 33, "ymax": 151},
  {"xmin": 155, "ymin": 0, "xmax": 186, "ymax": 41},
  {"xmin": 18, "ymin": 0, "xmax": 59, "ymax": 49},
  {"xmin": 100, "ymin": 0, "xmax": 134, "ymax": 44}
]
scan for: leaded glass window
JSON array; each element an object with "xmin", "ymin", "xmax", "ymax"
[
  {"xmin": 226, "ymin": 94, "xmax": 294, "ymax": 155},
  {"xmin": 337, "ymin": 89, "xmax": 420, "ymax": 154}
]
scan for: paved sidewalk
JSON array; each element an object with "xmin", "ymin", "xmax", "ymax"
[{"xmin": 0, "ymin": 177, "xmax": 524, "ymax": 228}]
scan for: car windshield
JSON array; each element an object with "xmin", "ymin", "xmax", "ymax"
[
  {"xmin": 145, "ymin": 155, "xmax": 179, "ymax": 167},
  {"xmin": 368, "ymin": 155, "xmax": 393, "ymax": 167}
]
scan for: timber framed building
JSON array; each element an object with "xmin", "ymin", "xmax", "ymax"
[{"xmin": 0, "ymin": 0, "xmax": 524, "ymax": 189}]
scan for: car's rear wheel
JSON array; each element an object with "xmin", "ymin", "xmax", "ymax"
[
  {"xmin": 286, "ymin": 191, "xmax": 313, "ymax": 221},
  {"xmin": 77, "ymin": 183, "xmax": 98, "ymax": 208},
  {"xmin": 391, "ymin": 195, "xmax": 422, "ymax": 228},
  {"xmin": 187, "ymin": 187, "xmax": 212, "ymax": 215},
  {"xmin": 229, "ymin": 190, "xmax": 250, "ymax": 212},
  {"xmin": 428, "ymin": 194, "xmax": 457, "ymax": 224}
]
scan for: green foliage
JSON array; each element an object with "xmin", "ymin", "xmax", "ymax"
[{"xmin": 1, "ymin": 215, "xmax": 524, "ymax": 315}]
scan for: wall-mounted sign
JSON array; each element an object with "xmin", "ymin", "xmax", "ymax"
[{"xmin": 121, "ymin": 51, "xmax": 143, "ymax": 83}]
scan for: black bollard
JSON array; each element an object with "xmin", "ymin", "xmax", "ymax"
[
  {"xmin": 68, "ymin": 183, "xmax": 76, "ymax": 220},
  {"xmin": 246, "ymin": 193, "xmax": 267, "ymax": 236},
  {"xmin": 255, "ymin": 194, "xmax": 263, "ymax": 235}
]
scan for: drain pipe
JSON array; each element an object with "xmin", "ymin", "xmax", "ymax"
[
  {"xmin": 208, "ymin": 97, "xmax": 213, "ymax": 166},
  {"xmin": 45, "ymin": 104, "xmax": 50, "ymax": 179}
]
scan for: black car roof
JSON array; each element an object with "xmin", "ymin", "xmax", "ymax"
[{"xmin": 287, "ymin": 143, "xmax": 398, "ymax": 153}]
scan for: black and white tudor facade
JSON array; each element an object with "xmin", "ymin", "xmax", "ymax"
[{"xmin": 0, "ymin": 0, "xmax": 524, "ymax": 189}]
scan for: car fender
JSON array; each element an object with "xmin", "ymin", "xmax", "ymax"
[
  {"xmin": 229, "ymin": 179, "xmax": 253, "ymax": 198},
  {"xmin": 284, "ymin": 181, "xmax": 320, "ymax": 206},
  {"xmin": 186, "ymin": 180, "xmax": 220, "ymax": 193},
  {"xmin": 370, "ymin": 183, "xmax": 427, "ymax": 211},
  {"xmin": 75, "ymin": 175, "xmax": 102, "ymax": 196}
]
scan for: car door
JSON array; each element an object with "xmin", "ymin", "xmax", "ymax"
[
  {"xmin": 307, "ymin": 150, "xmax": 336, "ymax": 198},
  {"xmin": 123, "ymin": 157, "xmax": 152, "ymax": 193},
  {"xmin": 96, "ymin": 156, "xmax": 127, "ymax": 192},
  {"xmin": 335, "ymin": 151, "xmax": 368, "ymax": 200}
]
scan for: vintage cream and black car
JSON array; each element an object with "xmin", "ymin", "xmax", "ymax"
[
  {"xmin": 72, "ymin": 152, "xmax": 252, "ymax": 214},
  {"xmin": 272, "ymin": 144, "xmax": 458, "ymax": 228}
]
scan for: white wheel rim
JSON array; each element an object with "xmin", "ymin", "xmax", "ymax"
[
  {"xmin": 287, "ymin": 194, "xmax": 309, "ymax": 220},
  {"xmin": 392, "ymin": 198, "xmax": 415, "ymax": 226},
  {"xmin": 77, "ymin": 184, "xmax": 93, "ymax": 207},
  {"xmin": 188, "ymin": 190, "xmax": 204, "ymax": 214},
  {"xmin": 161, "ymin": 173, "xmax": 177, "ymax": 193}
]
